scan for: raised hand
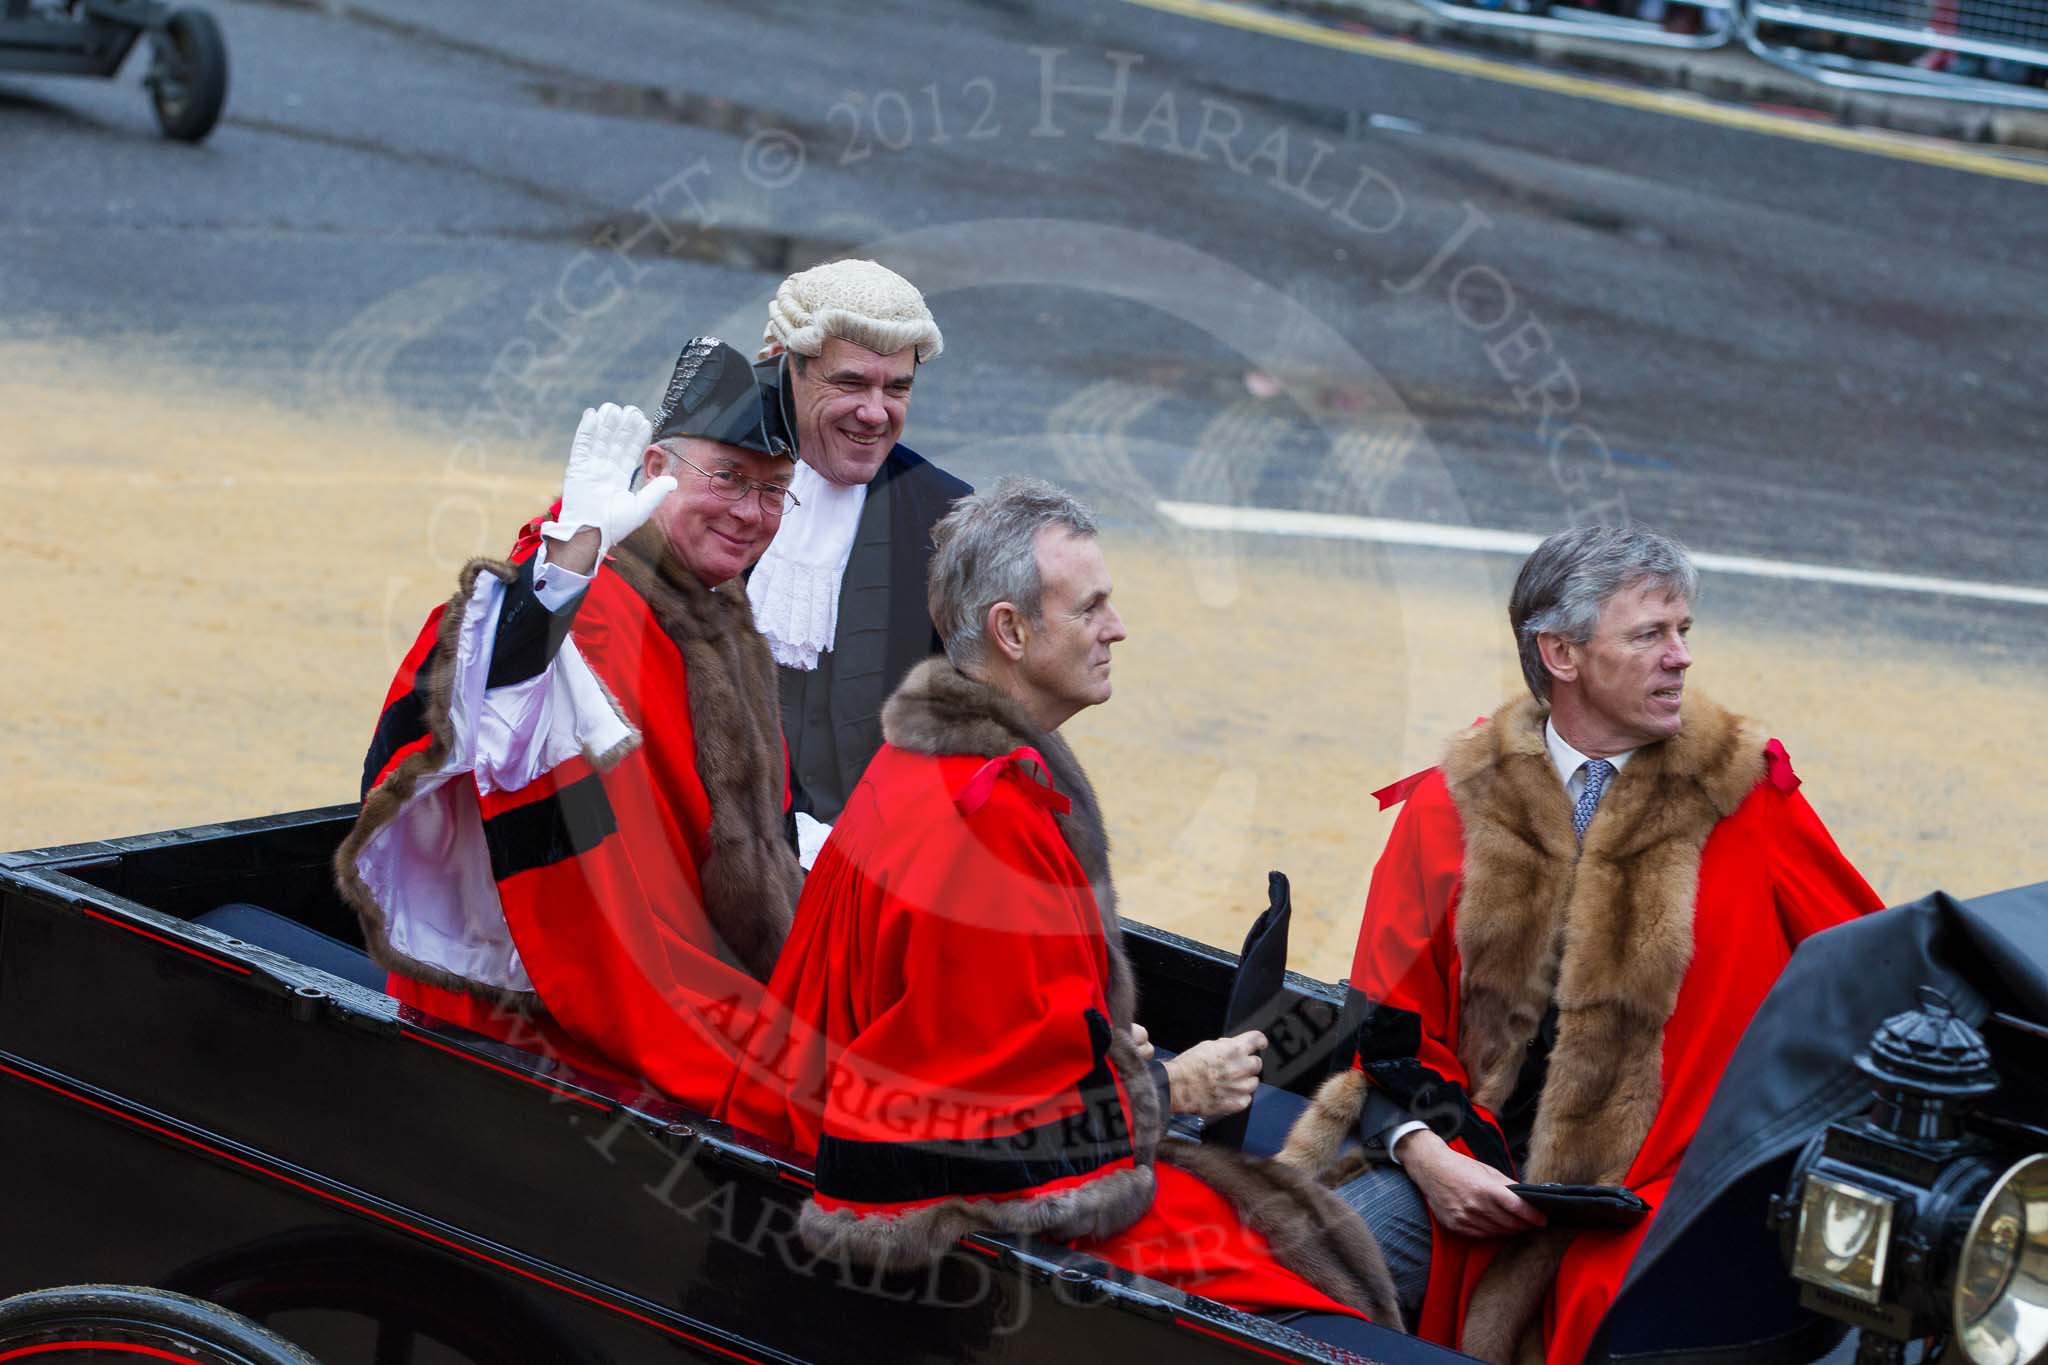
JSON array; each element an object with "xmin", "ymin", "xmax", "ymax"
[{"xmin": 541, "ymin": 403, "xmax": 673, "ymax": 561}]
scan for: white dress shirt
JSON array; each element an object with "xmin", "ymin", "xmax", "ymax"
[
  {"xmin": 530, "ymin": 544, "xmax": 593, "ymax": 612},
  {"xmin": 1543, "ymin": 718, "xmax": 1636, "ymax": 801}
]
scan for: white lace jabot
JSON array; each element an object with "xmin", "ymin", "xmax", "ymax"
[{"xmin": 747, "ymin": 459, "xmax": 867, "ymax": 670}]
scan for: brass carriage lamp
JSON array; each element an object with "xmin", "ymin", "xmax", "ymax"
[{"xmin": 1774, "ymin": 988, "xmax": 2048, "ymax": 1365}]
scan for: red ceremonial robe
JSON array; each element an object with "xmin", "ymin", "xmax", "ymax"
[
  {"xmin": 724, "ymin": 660, "xmax": 1404, "ymax": 1324},
  {"xmin": 1278, "ymin": 693, "xmax": 1881, "ymax": 1363},
  {"xmin": 337, "ymin": 514, "xmax": 801, "ymax": 1115}
]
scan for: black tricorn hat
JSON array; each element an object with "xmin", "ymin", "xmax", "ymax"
[{"xmin": 650, "ymin": 336, "xmax": 794, "ymax": 458}]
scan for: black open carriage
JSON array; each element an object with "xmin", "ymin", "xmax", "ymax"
[
  {"xmin": 0, "ymin": 807, "xmax": 1469, "ymax": 1365},
  {"xmin": 2, "ymin": 807, "xmax": 2044, "ymax": 1364}
]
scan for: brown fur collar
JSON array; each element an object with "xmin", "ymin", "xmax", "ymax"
[
  {"xmin": 606, "ymin": 526, "xmax": 799, "ymax": 982},
  {"xmin": 1277, "ymin": 692, "xmax": 1766, "ymax": 1360},
  {"xmin": 799, "ymin": 1166, "xmax": 1159, "ymax": 1273},
  {"xmin": 1450, "ymin": 691, "xmax": 1763, "ymax": 1363},
  {"xmin": 336, "ymin": 557, "xmax": 546, "ymax": 1012},
  {"xmin": 337, "ymin": 531, "xmax": 799, "ymax": 1013},
  {"xmin": 1112, "ymin": 1026, "xmax": 1167, "ymax": 1167},
  {"xmin": 859, "ymin": 662, "xmax": 1400, "ymax": 1326},
  {"xmin": 1159, "ymin": 1143, "xmax": 1405, "ymax": 1328},
  {"xmin": 1276, "ymin": 1069, "xmax": 1370, "ymax": 1178},
  {"xmin": 881, "ymin": 658, "xmax": 1134, "ymax": 1028},
  {"xmin": 794, "ymin": 660, "xmax": 1156, "ymax": 1277},
  {"xmin": 1446, "ymin": 691, "xmax": 1763, "ymax": 1180}
]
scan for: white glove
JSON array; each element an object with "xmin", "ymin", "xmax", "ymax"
[{"xmin": 540, "ymin": 403, "xmax": 674, "ymax": 556}]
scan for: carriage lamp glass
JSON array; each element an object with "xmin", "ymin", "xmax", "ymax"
[
  {"xmin": 1953, "ymin": 1154, "xmax": 2048, "ymax": 1365},
  {"xmin": 1794, "ymin": 1175, "xmax": 1896, "ymax": 1304}
]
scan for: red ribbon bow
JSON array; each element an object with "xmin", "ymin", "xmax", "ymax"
[
  {"xmin": 511, "ymin": 498, "xmax": 563, "ymax": 561},
  {"xmin": 1371, "ymin": 716, "xmax": 1490, "ymax": 810},
  {"xmin": 1371, "ymin": 769, "xmax": 1433, "ymax": 811},
  {"xmin": 954, "ymin": 747, "xmax": 1072, "ymax": 817},
  {"xmin": 1764, "ymin": 738, "xmax": 1801, "ymax": 794}
]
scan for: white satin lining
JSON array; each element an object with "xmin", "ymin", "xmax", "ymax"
[{"xmin": 352, "ymin": 570, "xmax": 638, "ymax": 992}]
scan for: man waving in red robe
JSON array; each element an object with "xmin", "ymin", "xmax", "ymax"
[
  {"xmin": 1277, "ymin": 524, "xmax": 1884, "ymax": 1363},
  {"xmin": 724, "ymin": 477, "xmax": 1405, "ymax": 1349},
  {"xmin": 338, "ymin": 339, "xmax": 803, "ymax": 1114}
]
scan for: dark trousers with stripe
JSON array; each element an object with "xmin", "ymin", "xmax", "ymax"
[
  {"xmin": 1331, "ymin": 1160, "xmax": 1433, "ymax": 1329},
  {"xmin": 1215, "ymin": 1078, "xmax": 1434, "ymax": 1331}
]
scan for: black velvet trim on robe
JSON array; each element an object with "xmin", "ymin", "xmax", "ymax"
[
  {"xmin": 1354, "ymin": 995, "xmax": 1519, "ymax": 1176},
  {"xmin": 813, "ymin": 1009, "xmax": 1134, "ymax": 1205}
]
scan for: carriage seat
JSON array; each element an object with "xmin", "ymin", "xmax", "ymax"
[{"xmin": 195, "ymin": 903, "xmax": 387, "ymax": 992}]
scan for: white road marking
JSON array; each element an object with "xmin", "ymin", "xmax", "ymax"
[{"xmin": 1155, "ymin": 501, "xmax": 2048, "ymax": 607}]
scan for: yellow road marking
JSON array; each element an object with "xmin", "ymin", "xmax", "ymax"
[{"xmin": 1121, "ymin": 0, "xmax": 2048, "ymax": 186}]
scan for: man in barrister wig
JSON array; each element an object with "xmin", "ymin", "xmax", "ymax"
[
  {"xmin": 1276, "ymin": 525, "xmax": 1883, "ymax": 1362},
  {"xmin": 723, "ymin": 477, "xmax": 1406, "ymax": 1349},
  {"xmin": 745, "ymin": 260, "xmax": 970, "ymax": 861},
  {"xmin": 338, "ymin": 338, "xmax": 803, "ymax": 1115}
]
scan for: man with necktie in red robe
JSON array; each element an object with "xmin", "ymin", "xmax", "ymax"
[{"xmin": 1277, "ymin": 524, "xmax": 1884, "ymax": 1363}]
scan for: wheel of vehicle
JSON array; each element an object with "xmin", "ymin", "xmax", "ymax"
[
  {"xmin": 163, "ymin": 1230, "xmax": 599, "ymax": 1364},
  {"xmin": 0, "ymin": 1284, "xmax": 321, "ymax": 1364},
  {"xmin": 146, "ymin": 8, "xmax": 229, "ymax": 143}
]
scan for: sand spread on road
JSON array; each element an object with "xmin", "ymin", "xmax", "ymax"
[{"xmin": 5, "ymin": 337, "xmax": 2040, "ymax": 980}]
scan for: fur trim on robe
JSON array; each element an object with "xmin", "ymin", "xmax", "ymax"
[
  {"xmin": 1276, "ymin": 1069, "xmax": 1371, "ymax": 1179},
  {"xmin": 877, "ymin": 656, "xmax": 1137, "ymax": 1026},
  {"xmin": 1158, "ymin": 1143, "xmax": 1404, "ymax": 1327},
  {"xmin": 335, "ymin": 526, "xmax": 798, "ymax": 1011},
  {"xmin": 797, "ymin": 1025, "xmax": 1166, "ymax": 1271},
  {"xmin": 1277, "ymin": 691, "xmax": 1765, "ymax": 1361},
  {"xmin": 803, "ymin": 658, "xmax": 1402, "ymax": 1325},
  {"xmin": 606, "ymin": 526, "xmax": 800, "ymax": 983},
  {"xmin": 337, "ymin": 556, "xmax": 543, "ymax": 1011}
]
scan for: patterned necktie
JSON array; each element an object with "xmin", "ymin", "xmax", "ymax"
[{"xmin": 1574, "ymin": 758, "xmax": 1615, "ymax": 842}]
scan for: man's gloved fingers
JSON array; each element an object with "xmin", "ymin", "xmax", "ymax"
[
  {"xmin": 590, "ymin": 404, "xmax": 648, "ymax": 471},
  {"xmin": 567, "ymin": 407, "xmax": 602, "ymax": 461},
  {"xmin": 600, "ymin": 402, "xmax": 649, "ymax": 439},
  {"xmin": 630, "ymin": 476, "xmax": 677, "ymax": 524},
  {"xmin": 622, "ymin": 404, "xmax": 652, "ymax": 446},
  {"xmin": 598, "ymin": 402, "xmax": 652, "ymax": 450}
]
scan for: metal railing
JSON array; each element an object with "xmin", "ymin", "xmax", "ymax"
[
  {"xmin": 1401, "ymin": 0, "xmax": 2048, "ymax": 105},
  {"xmin": 1408, "ymin": 0, "xmax": 1738, "ymax": 49},
  {"xmin": 1740, "ymin": 0, "xmax": 2048, "ymax": 107}
]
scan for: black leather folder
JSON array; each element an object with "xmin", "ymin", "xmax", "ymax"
[
  {"xmin": 1506, "ymin": 1182, "xmax": 1652, "ymax": 1228},
  {"xmin": 1202, "ymin": 870, "xmax": 1293, "ymax": 1149}
]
